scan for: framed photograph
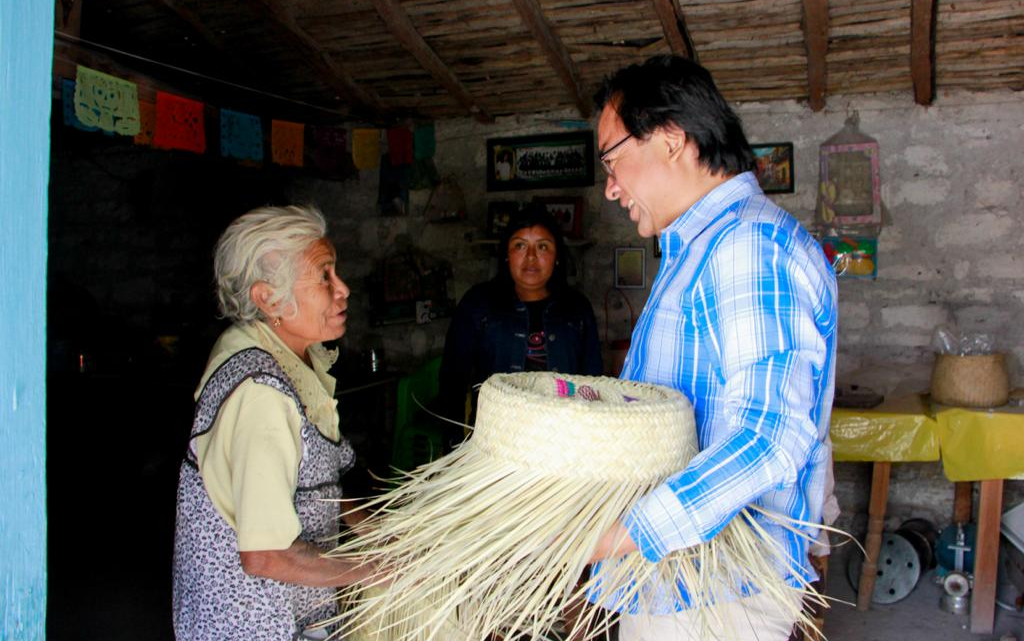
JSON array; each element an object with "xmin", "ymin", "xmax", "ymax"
[
  {"xmin": 533, "ymin": 196, "xmax": 583, "ymax": 239},
  {"xmin": 615, "ymin": 247, "xmax": 646, "ymax": 289},
  {"xmin": 486, "ymin": 201, "xmax": 519, "ymax": 239},
  {"xmin": 751, "ymin": 142, "xmax": 795, "ymax": 194},
  {"xmin": 487, "ymin": 131, "xmax": 595, "ymax": 191}
]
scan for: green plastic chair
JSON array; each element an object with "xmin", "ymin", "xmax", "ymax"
[{"xmin": 391, "ymin": 355, "xmax": 446, "ymax": 472}]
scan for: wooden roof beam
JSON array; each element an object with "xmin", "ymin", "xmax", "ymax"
[
  {"xmin": 801, "ymin": 0, "xmax": 829, "ymax": 112},
  {"xmin": 651, "ymin": 0, "xmax": 696, "ymax": 60},
  {"xmin": 911, "ymin": 0, "xmax": 938, "ymax": 105},
  {"xmin": 372, "ymin": 0, "xmax": 492, "ymax": 123},
  {"xmin": 56, "ymin": 0, "xmax": 82, "ymax": 36},
  {"xmin": 509, "ymin": 0, "xmax": 591, "ymax": 118},
  {"xmin": 254, "ymin": 0, "xmax": 389, "ymax": 119},
  {"xmin": 152, "ymin": 0, "xmax": 258, "ymax": 83}
]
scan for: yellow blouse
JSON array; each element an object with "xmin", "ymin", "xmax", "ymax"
[{"xmin": 192, "ymin": 321, "xmax": 340, "ymax": 551}]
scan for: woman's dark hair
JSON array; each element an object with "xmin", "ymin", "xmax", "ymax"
[
  {"xmin": 497, "ymin": 203, "xmax": 569, "ymax": 294},
  {"xmin": 594, "ymin": 55, "xmax": 754, "ymax": 176}
]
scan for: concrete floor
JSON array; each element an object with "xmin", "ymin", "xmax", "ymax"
[
  {"xmin": 822, "ymin": 551, "xmax": 1024, "ymax": 641},
  {"xmin": 50, "ymin": 558, "xmax": 1024, "ymax": 641}
]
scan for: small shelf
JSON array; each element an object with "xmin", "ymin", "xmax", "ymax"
[
  {"xmin": 469, "ymin": 238, "xmax": 593, "ymax": 248},
  {"xmin": 566, "ymin": 238, "xmax": 593, "ymax": 249}
]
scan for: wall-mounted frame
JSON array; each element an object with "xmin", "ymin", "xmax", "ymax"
[
  {"xmin": 752, "ymin": 142, "xmax": 795, "ymax": 194},
  {"xmin": 487, "ymin": 131, "xmax": 594, "ymax": 191},
  {"xmin": 818, "ymin": 142, "xmax": 881, "ymax": 226},
  {"xmin": 486, "ymin": 201, "xmax": 519, "ymax": 239},
  {"xmin": 533, "ymin": 196, "xmax": 583, "ymax": 239},
  {"xmin": 615, "ymin": 247, "xmax": 646, "ymax": 289}
]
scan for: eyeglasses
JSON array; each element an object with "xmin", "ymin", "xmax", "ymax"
[{"xmin": 599, "ymin": 133, "xmax": 633, "ymax": 176}]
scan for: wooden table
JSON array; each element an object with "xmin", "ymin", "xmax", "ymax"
[{"xmin": 831, "ymin": 395, "xmax": 1024, "ymax": 633}]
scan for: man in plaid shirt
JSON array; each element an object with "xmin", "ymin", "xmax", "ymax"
[{"xmin": 588, "ymin": 55, "xmax": 838, "ymax": 641}]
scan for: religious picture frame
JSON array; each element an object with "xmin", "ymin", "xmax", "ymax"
[
  {"xmin": 532, "ymin": 196, "xmax": 584, "ymax": 239},
  {"xmin": 486, "ymin": 201, "xmax": 519, "ymax": 239},
  {"xmin": 818, "ymin": 141, "xmax": 882, "ymax": 227},
  {"xmin": 614, "ymin": 247, "xmax": 646, "ymax": 289},
  {"xmin": 487, "ymin": 131, "xmax": 595, "ymax": 191},
  {"xmin": 751, "ymin": 142, "xmax": 795, "ymax": 194}
]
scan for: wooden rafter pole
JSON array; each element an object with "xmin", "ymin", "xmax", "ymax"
[
  {"xmin": 55, "ymin": 0, "xmax": 82, "ymax": 35},
  {"xmin": 154, "ymin": 0, "xmax": 230, "ymax": 53},
  {"xmin": 801, "ymin": 0, "xmax": 829, "ymax": 112},
  {"xmin": 254, "ymin": 0, "xmax": 389, "ymax": 118},
  {"xmin": 650, "ymin": 0, "xmax": 696, "ymax": 60},
  {"xmin": 152, "ymin": 0, "xmax": 259, "ymax": 83},
  {"xmin": 372, "ymin": 0, "xmax": 492, "ymax": 123},
  {"xmin": 509, "ymin": 0, "xmax": 591, "ymax": 118},
  {"xmin": 911, "ymin": 0, "xmax": 938, "ymax": 105}
]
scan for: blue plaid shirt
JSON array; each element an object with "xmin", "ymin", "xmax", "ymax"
[{"xmin": 601, "ymin": 172, "xmax": 837, "ymax": 613}]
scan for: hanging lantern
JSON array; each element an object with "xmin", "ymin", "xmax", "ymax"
[{"xmin": 816, "ymin": 113, "xmax": 882, "ymax": 229}]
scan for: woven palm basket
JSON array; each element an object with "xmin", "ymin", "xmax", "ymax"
[
  {"xmin": 325, "ymin": 373, "xmax": 817, "ymax": 641},
  {"xmin": 930, "ymin": 353, "xmax": 1009, "ymax": 408}
]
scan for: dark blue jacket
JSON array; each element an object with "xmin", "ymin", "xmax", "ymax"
[{"xmin": 439, "ymin": 279, "xmax": 603, "ymax": 423}]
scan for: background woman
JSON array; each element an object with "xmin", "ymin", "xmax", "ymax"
[
  {"xmin": 173, "ymin": 205, "xmax": 370, "ymax": 641},
  {"xmin": 439, "ymin": 205, "xmax": 602, "ymax": 434}
]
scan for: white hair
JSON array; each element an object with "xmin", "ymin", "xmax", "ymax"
[{"xmin": 213, "ymin": 205, "xmax": 327, "ymax": 323}]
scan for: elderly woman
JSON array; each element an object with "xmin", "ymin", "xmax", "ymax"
[{"xmin": 173, "ymin": 205, "xmax": 369, "ymax": 641}]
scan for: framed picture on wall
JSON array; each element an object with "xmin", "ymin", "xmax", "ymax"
[
  {"xmin": 487, "ymin": 131, "xmax": 595, "ymax": 191},
  {"xmin": 532, "ymin": 196, "xmax": 583, "ymax": 239},
  {"xmin": 486, "ymin": 201, "xmax": 519, "ymax": 239},
  {"xmin": 614, "ymin": 247, "xmax": 646, "ymax": 289},
  {"xmin": 751, "ymin": 142, "xmax": 795, "ymax": 193}
]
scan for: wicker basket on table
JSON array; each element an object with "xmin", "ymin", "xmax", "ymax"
[{"xmin": 930, "ymin": 353, "xmax": 1009, "ymax": 408}]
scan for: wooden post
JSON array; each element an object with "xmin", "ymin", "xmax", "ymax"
[
  {"xmin": 970, "ymin": 479, "xmax": 1003, "ymax": 633},
  {"xmin": 2, "ymin": 2, "xmax": 52, "ymax": 639},
  {"xmin": 857, "ymin": 461, "xmax": 891, "ymax": 610},
  {"xmin": 953, "ymin": 481, "xmax": 972, "ymax": 523}
]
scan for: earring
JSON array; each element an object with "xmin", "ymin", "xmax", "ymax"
[{"xmin": 273, "ymin": 317, "xmax": 282, "ymax": 328}]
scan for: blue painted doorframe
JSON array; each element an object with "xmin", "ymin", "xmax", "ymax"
[{"xmin": 1, "ymin": 2, "xmax": 53, "ymax": 639}]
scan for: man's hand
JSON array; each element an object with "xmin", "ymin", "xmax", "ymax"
[{"xmin": 588, "ymin": 520, "xmax": 638, "ymax": 564}]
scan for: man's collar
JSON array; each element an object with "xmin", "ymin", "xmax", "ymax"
[{"xmin": 659, "ymin": 171, "xmax": 763, "ymax": 257}]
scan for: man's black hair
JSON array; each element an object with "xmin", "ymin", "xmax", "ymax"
[
  {"xmin": 594, "ymin": 55, "xmax": 755, "ymax": 176},
  {"xmin": 496, "ymin": 203, "xmax": 569, "ymax": 293}
]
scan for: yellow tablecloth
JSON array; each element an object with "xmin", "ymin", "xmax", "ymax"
[{"xmin": 830, "ymin": 394, "xmax": 1024, "ymax": 481}]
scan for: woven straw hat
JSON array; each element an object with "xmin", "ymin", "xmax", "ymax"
[{"xmin": 473, "ymin": 373, "xmax": 696, "ymax": 481}]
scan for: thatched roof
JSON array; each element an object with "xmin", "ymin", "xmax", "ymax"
[{"xmin": 54, "ymin": 0, "xmax": 1023, "ymax": 123}]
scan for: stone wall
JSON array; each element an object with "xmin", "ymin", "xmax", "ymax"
[
  {"xmin": 308, "ymin": 90, "xmax": 1024, "ymax": 393},
  {"xmin": 289, "ymin": 89, "xmax": 1024, "ymax": 537}
]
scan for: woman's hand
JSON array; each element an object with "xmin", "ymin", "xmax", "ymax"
[
  {"xmin": 339, "ymin": 499, "xmax": 376, "ymax": 537},
  {"xmin": 239, "ymin": 539, "xmax": 376, "ymax": 587}
]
